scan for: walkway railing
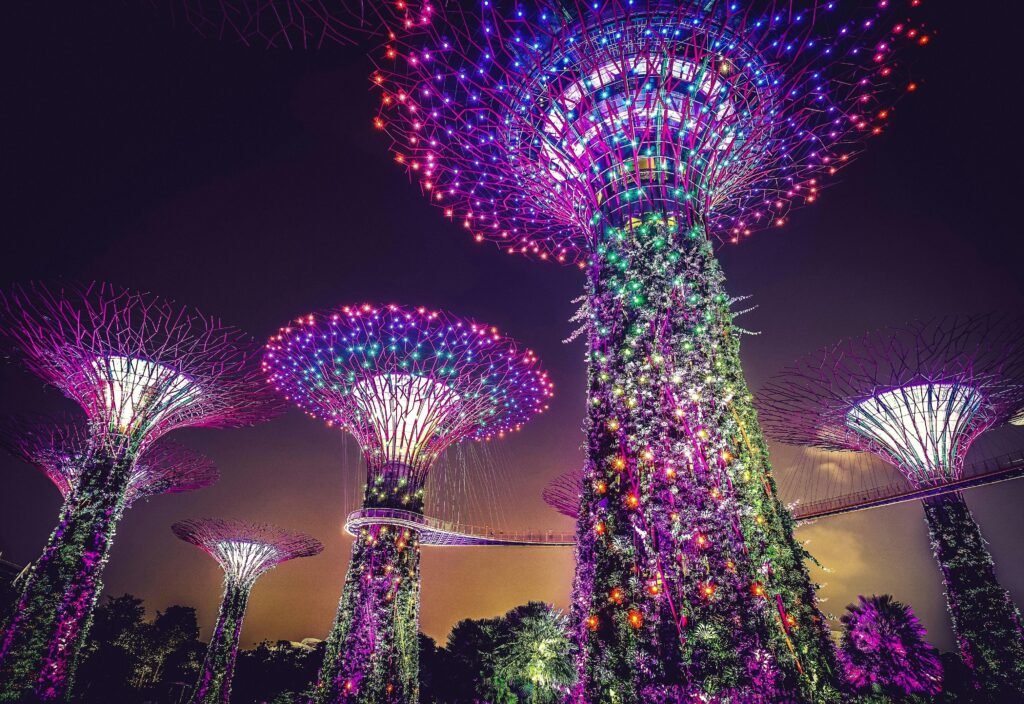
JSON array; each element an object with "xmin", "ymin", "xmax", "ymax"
[
  {"xmin": 344, "ymin": 507, "xmax": 575, "ymax": 547},
  {"xmin": 791, "ymin": 448, "xmax": 1024, "ymax": 521}
]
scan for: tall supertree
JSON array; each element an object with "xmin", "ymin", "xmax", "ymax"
[
  {"xmin": 263, "ymin": 303, "xmax": 553, "ymax": 703},
  {"xmin": 373, "ymin": 0, "xmax": 930, "ymax": 699},
  {"xmin": 839, "ymin": 595, "xmax": 943, "ymax": 700},
  {"xmin": 0, "ymin": 415, "xmax": 219, "ymax": 507},
  {"xmin": 757, "ymin": 314, "xmax": 1024, "ymax": 699},
  {"xmin": 0, "ymin": 282, "xmax": 278, "ymax": 701},
  {"xmin": 172, "ymin": 519, "xmax": 323, "ymax": 704}
]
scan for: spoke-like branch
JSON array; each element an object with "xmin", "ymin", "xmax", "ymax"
[
  {"xmin": 0, "ymin": 282, "xmax": 283, "ymax": 454},
  {"xmin": 172, "ymin": 518, "xmax": 323, "ymax": 584}
]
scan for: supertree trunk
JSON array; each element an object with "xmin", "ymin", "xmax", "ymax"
[
  {"xmin": 312, "ymin": 525, "xmax": 421, "ymax": 704},
  {"xmin": 570, "ymin": 217, "xmax": 840, "ymax": 702},
  {"xmin": 922, "ymin": 492, "xmax": 1024, "ymax": 699},
  {"xmin": 189, "ymin": 577, "xmax": 252, "ymax": 704},
  {"xmin": 0, "ymin": 452, "xmax": 132, "ymax": 702}
]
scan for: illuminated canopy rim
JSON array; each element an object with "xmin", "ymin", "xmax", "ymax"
[
  {"xmin": 374, "ymin": 0, "xmax": 929, "ymax": 263},
  {"xmin": 758, "ymin": 314, "xmax": 1024, "ymax": 483},
  {"xmin": 262, "ymin": 303, "xmax": 554, "ymax": 451},
  {"xmin": 172, "ymin": 518, "xmax": 323, "ymax": 584}
]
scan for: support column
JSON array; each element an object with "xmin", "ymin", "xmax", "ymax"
[
  {"xmin": 189, "ymin": 577, "xmax": 252, "ymax": 704},
  {"xmin": 312, "ymin": 524, "xmax": 421, "ymax": 703},
  {"xmin": 922, "ymin": 492, "xmax": 1024, "ymax": 699},
  {"xmin": 0, "ymin": 452, "xmax": 131, "ymax": 702},
  {"xmin": 570, "ymin": 215, "xmax": 839, "ymax": 702}
]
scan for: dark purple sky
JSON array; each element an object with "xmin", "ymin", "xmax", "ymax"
[{"xmin": 1, "ymin": 2, "xmax": 1023, "ymax": 652}]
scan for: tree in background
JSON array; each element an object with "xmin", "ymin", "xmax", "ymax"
[
  {"xmin": 494, "ymin": 604, "xmax": 574, "ymax": 703},
  {"xmin": 75, "ymin": 595, "xmax": 205, "ymax": 703},
  {"xmin": 839, "ymin": 595, "xmax": 942, "ymax": 701}
]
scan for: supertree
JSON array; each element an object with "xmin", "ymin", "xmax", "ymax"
[
  {"xmin": 839, "ymin": 595, "xmax": 943, "ymax": 700},
  {"xmin": 542, "ymin": 468, "xmax": 582, "ymax": 519},
  {"xmin": 263, "ymin": 303, "xmax": 553, "ymax": 703},
  {"xmin": 172, "ymin": 519, "xmax": 323, "ymax": 704},
  {"xmin": 0, "ymin": 415, "xmax": 219, "ymax": 507},
  {"xmin": 373, "ymin": 0, "xmax": 930, "ymax": 699},
  {"xmin": 0, "ymin": 282, "xmax": 279, "ymax": 701},
  {"xmin": 757, "ymin": 314, "xmax": 1024, "ymax": 698},
  {"xmin": 167, "ymin": 0, "xmax": 436, "ymax": 48}
]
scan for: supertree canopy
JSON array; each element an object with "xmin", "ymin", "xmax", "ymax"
[
  {"xmin": 170, "ymin": 0, "xmax": 436, "ymax": 47},
  {"xmin": 0, "ymin": 282, "xmax": 279, "ymax": 702},
  {"xmin": 373, "ymin": 1, "xmax": 928, "ymax": 699},
  {"xmin": 0, "ymin": 415, "xmax": 219, "ymax": 507},
  {"xmin": 172, "ymin": 519, "xmax": 323, "ymax": 704},
  {"xmin": 839, "ymin": 594, "xmax": 943, "ymax": 698},
  {"xmin": 758, "ymin": 314, "xmax": 1024, "ymax": 698},
  {"xmin": 263, "ymin": 303, "xmax": 553, "ymax": 703},
  {"xmin": 543, "ymin": 467, "xmax": 583, "ymax": 519}
]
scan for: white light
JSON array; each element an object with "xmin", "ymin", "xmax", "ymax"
[
  {"xmin": 846, "ymin": 383, "xmax": 982, "ymax": 485},
  {"xmin": 1011, "ymin": 407, "xmax": 1024, "ymax": 426},
  {"xmin": 92, "ymin": 356, "xmax": 194, "ymax": 433},
  {"xmin": 350, "ymin": 374, "xmax": 461, "ymax": 464},
  {"xmin": 214, "ymin": 540, "xmax": 278, "ymax": 584}
]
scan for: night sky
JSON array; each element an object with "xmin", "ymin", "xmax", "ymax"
[{"xmin": 2, "ymin": 2, "xmax": 1023, "ymax": 654}]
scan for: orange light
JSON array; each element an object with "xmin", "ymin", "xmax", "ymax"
[
  {"xmin": 595, "ymin": 521, "xmax": 606, "ymax": 536},
  {"xmin": 625, "ymin": 493, "xmax": 640, "ymax": 510},
  {"xmin": 609, "ymin": 587, "xmax": 625, "ymax": 605},
  {"xmin": 586, "ymin": 615, "xmax": 600, "ymax": 631},
  {"xmin": 628, "ymin": 610, "xmax": 644, "ymax": 629}
]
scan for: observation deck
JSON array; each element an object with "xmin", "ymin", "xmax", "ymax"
[
  {"xmin": 790, "ymin": 448, "xmax": 1024, "ymax": 522},
  {"xmin": 344, "ymin": 508, "xmax": 575, "ymax": 547}
]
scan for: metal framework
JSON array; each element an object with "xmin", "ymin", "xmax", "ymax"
[
  {"xmin": 373, "ymin": 2, "xmax": 929, "ymax": 699},
  {"xmin": 170, "ymin": 0, "xmax": 436, "ymax": 47},
  {"xmin": 173, "ymin": 519, "xmax": 323, "ymax": 704},
  {"xmin": 0, "ymin": 281, "xmax": 279, "ymax": 702},
  {"xmin": 542, "ymin": 468, "xmax": 582, "ymax": 519},
  {"xmin": 264, "ymin": 302, "xmax": 552, "ymax": 703},
  {"xmin": 758, "ymin": 315, "xmax": 1024, "ymax": 487},
  {"xmin": 0, "ymin": 415, "xmax": 219, "ymax": 507},
  {"xmin": 758, "ymin": 315, "xmax": 1024, "ymax": 698}
]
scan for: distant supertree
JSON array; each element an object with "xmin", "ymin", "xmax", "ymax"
[
  {"xmin": 839, "ymin": 595, "xmax": 942, "ymax": 700},
  {"xmin": 172, "ymin": 519, "xmax": 323, "ymax": 704},
  {"xmin": 0, "ymin": 282, "xmax": 278, "ymax": 701},
  {"xmin": 264, "ymin": 303, "xmax": 553, "ymax": 703},
  {"xmin": 0, "ymin": 415, "xmax": 218, "ymax": 506},
  {"xmin": 758, "ymin": 315, "xmax": 1024, "ymax": 698},
  {"xmin": 374, "ymin": 0, "xmax": 930, "ymax": 698},
  {"xmin": 168, "ymin": 0, "xmax": 435, "ymax": 47},
  {"xmin": 542, "ymin": 468, "xmax": 582, "ymax": 520}
]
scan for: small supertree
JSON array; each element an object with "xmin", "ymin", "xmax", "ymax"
[
  {"xmin": 172, "ymin": 519, "xmax": 323, "ymax": 704},
  {"xmin": 374, "ymin": 0, "xmax": 931, "ymax": 698},
  {"xmin": 264, "ymin": 303, "xmax": 553, "ymax": 703},
  {"xmin": 168, "ymin": 0, "xmax": 435, "ymax": 48},
  {"xmin": 542, "ymin": 469, "xmax": 582, "ymax": 520},
  {"xmin": 0, "ymin": 282, "xmax": 278, "ymax": 701},
  {"xmin": 0, "ymin": 414, "xmax": 219, "ymax": 507},
  {"xmin": 758, "ymin": 315, "xmax": 1024, "ymax": 698},
  {"xmin": 839, "ymin": 595, "xmax": 942, "ymax": 700}
]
